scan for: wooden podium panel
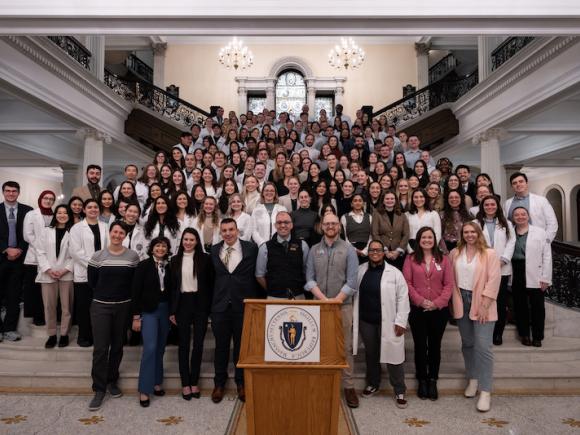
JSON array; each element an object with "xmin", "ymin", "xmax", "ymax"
[{"xmin": 238, "ymin": 300, "xmax": 348, "ymax": 435}]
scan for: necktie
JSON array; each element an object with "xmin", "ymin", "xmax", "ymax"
[
  {"xmin": 282, "ymin": 240, "xmax": 289, "ymax": 253},
  {"xmin": 8, "ymin": 207, "xmax": 17, "ymax": 248},
  {"xmin": 223, "ymin": 246, "xmax": 233, "ymax": 270}
]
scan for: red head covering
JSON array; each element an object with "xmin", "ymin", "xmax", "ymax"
[{"xmin": 38, "ymin": 190, "xmax": 56, "ymax": 216}]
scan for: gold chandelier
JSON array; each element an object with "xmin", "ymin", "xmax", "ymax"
[
  {"xmin": 218, "ymin": 37, "xmax": 254, "ymax": 70},
  {"xmin": 328, "ymin": 38, "xmax": 365, "ymax": 70}
]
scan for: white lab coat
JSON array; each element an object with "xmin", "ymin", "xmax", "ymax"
[
  {"xmin": 23, "ymin": 208, "xmax": 49, "ymax": 265},
  {"xmin": 191, "ymin": 218, "xmax": 222, "ymax": 253},
  {"xmin": 251, "ymin": 203, "xmax": 287, "ymax": 247},
  {"xmin": 505, "ymin": 193, "xmax": 558, "ymax": 242},
  {"xmin": 475, "ymin": 219, "xmax": 516, "ymax": 276},
  {"xmin": 353, "ymin": 262, "xmax": 410, "ymax": 365},
  {"xmin": 233, "ymin": 212, "xmax": 254, "ymax": 242},
  {"xmin": 142, "ymin": 222, "xmax": 181, "ymax": 258},
  {"xmin": 35, "ymin": 227, "xmax": 74, "ymax": 283},
  {"xmin": 405, "ymin": 210, "xmax": 442, "ymax": 253},
  {"xmin": 122, "ymin": 224, "xmax": 148, "ymax": 260},
  {"xmin": 521, "ymin": 225, "xmax": 552, "ymax": 287},
  {"xmin": 69, "ymin": 220, "xmax": 109, "ymax": 283}
]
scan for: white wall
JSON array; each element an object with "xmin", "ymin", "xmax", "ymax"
[
  {"xmin": 0, "ymin": 167, "xmax": 63, "ymax": 208},
  {"xmin": 164, "ymin": 43, "xmax": 417, "ymax": 116}
]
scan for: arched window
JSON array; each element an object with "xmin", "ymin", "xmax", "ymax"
[
  {"xmin": 546, "ymin": 187, "xmax": 564, "ymax": 241},
  {"xmin": 275, "ymin": 70, "xmax": 306, "ymax": 118}
]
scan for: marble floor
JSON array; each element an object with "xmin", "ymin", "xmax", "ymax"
[{"xmin": 0, "ymin": 393, "xmax": 579, "ymax": 434}]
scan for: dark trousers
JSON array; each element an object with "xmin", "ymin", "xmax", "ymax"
[
  {"xmin": 74, "ymin": 283, "xmax": 93, "ymax": 343},
  {"xmin": 0, "ymin": 258, "xmax": 24, "ymax": 332},
  {"xmin": 138, "ymin": 302, "xmax": 170, "ymax": 394},
  {"xmin": 512, "ymin": 260, "xmax": 545, "ymax": 341},
  {"xmin": 176, "ymin": 294, "xmax": 209, "ymax": 387},
  {"xmin": 386, "ymin": 253, "xmax": 405, "ymax": 271},
  {"xmin": 358, "ymin": 319, "xmax": 406, "ymax": 394},
  {"xmin": 211, "ymin": 305, "xmax": 244, "ymax": 387},
  {"xmin": 409, "ymin": 306, "xmax": 449, "ymax": 380},
  {"xmin": 23, "ymin": 264, "xmax": 44, "ymax": 323},
  {"xmin": 90, "ymin": 300, "xmax": 131, "ymax": 392},
  {"xmin": 493, "ymin": 276, "xmax": 510, "ymax": 339}
]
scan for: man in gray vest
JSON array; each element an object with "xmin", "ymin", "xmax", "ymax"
[{"xmin": 305, "ymin": 212, "xmax": 359, "ymax": 408}]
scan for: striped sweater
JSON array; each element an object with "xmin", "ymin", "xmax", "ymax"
[{"xmin": 88, "ymin": 248, "xmax": 139, "ymax": 303}]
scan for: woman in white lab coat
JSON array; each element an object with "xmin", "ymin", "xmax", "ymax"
[{"xmin": 251, "ymin": 182, "xmax": 287, "ymax": 247}]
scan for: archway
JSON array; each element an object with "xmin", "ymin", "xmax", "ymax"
[{"xmin": 545, "ymin": 185, "xmax": 564, "ymax": 241}]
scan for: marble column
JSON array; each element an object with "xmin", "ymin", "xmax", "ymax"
[
  {"xmin": 307, "ymin": 87, "xmax": 317, "ymax": 118},
  {"xmin": 415, "ymin": 42, "xmax": 431, "ymax": 88},
  {"xmin": 265, "ymin": 79, "xmax": 276, "ymax": 112},
  {"xmin": 77, "ymin": 128, "xmax": 110, "ymax": 184},
  {"xmin": 86, "ymin": 36, "xmax": 105, "ymax": 81},
  {"xmin": 335, "ymin": 86, "xmax": 344, "ymax": 106},
  {"xmin": 152, "ymin": 42, "xmax": 167, "ymax": 88},
  {"xmin": 237, "ymin": 86, "xmax": 247, "ymax": 114},
  {"xmin": 473, "ymin": 128, "xmax": 508, "ymax": 200}
]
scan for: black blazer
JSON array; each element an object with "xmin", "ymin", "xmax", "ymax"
[
  {"xmin": 131, "ymin": 257, "xmax": 173, "ymax": 315},
  {"xmin": 463, "ymin": 182, "xmax": 477, "ymax": 203},
  {"xmin": 210, "ymin": 240, "xmax": 259, "ymax": 313},
  {"xmin": 0, "ymin": 202, "xmax": 33, "ymax": 262},
  {"xmin": 169, "ymin": 252, "xmax": 214, "ymax": 315}
]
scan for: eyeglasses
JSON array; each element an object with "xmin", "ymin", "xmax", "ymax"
[
  {"xmin": 323, "ymin": 222, "xmax": 339, "ymax": 227},
  {"xmin": 276, "ymin": 221, "xmax": 292, "ymax": 225},
  {"xmin": 368, "ymin": 248, "xmax": 384, "ymax": 253}
]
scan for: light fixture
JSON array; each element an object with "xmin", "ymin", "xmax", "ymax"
[
  {"xmin": 218, "ymin": 37, "xmax": 254, "ymax": 70},
  {"xmin": 328, "ymin": 38, "xmax": 365, "ymax": 70}
]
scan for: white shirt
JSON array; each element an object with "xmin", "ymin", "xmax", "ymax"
[
  {"xmin": 221, "ymin": 239, "xmax": 242, "ymax": 273},
  {"xmin": 181, "ymin": 252, "xmax": 198, "ymax": 292},
  {"xmin": 457, "ymin": 250, "xmax": 478, "ymax": 291}
]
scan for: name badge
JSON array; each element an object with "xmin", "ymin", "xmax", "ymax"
[{"xmin": 434, "ymin": 263, "xmax": 442, "ymax": 271}]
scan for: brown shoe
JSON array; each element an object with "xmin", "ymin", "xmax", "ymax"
[
  {"xmin": 521, "ymin": 336, "xmax": 532, "ymax": 346},
  {"xmin": 237, "ymin": 384, "xmax": 246, "ymax": 402},
  {"xmin": 211, "ymin": 386, "xmax": 225, "ymax": 404},
  {"xmin": 344, "ymin": 388, "xmax": 359, "ymax": 408}
]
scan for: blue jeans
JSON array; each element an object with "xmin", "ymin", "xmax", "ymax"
[
  {"xmin": 456, "ymin": 289, "xmax": 495, "ymax": 392},
  {"xmin": 138, "ymin": 302, "xmax": 170, "ymax": 394}
]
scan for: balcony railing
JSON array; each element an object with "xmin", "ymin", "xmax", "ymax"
[
  {"xmin": 104, "ymin": 68, "xmax": 210, "ymax": 128},
  {"xmin": 491, "ymin": 36, "xmax": 535, "ymax": 71},
  {"xmin": 126, "ymin": 54, "xmax": 154, "ymax": 83},
  {"xmin": 428, "ymin": 53, "xmax": 457, "ymax": 84},
  {"xmin": 47, "ymin": 36, "xmax": 91, "ymax": 70},
  {"xmin": 372, "ymin": 69, "xmax": 479, "ymax": 127},
  {"xmin": 546, "ymin": 241, "xmax": 580, "ymax": 312}
]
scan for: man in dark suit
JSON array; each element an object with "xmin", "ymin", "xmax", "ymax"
[
  {"xmin": 455, "ymin": 164, "xmax": 477, "ymax": 203},
  {"xmin": 210, "ymin": 218, "xmax": 259, "ymax": 404},
  {"xmin": 0, "ymin": 181, "xmax": 32, "ymax": 341}
]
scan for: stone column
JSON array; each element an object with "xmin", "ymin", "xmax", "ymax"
[
  {"xmin": 237, "ymin": 86, "xmax": 247, "ymax": 114},
  {"xmin": 152, "ymin": 42, "xmax": 167, "ymax": 88},
  {"xmin": 77, "ymin": 128, "xmax": 110, "ymax": 184},
  {"xmin": 307, "ymin": 86, "xmax": 317, "ymax": 117},
  {"xmin": 335, "ymin": 86, "xmax": 344, "ymax": 107},
  {"xmin": 265, "ymin": 79, "xmax": 276, "ymax": 112},
  {"xmin": 473, "ymin": 128, "xmax": 508, "ymax": 200},
  {"xmin": 478, "ymin": 36, "xmax": 504, "ymax": 82},
  {"xmin": 415, "ymin": 42, "xmax": 431, "ymax": 88},
  {"xmin": 86, "ymin": 36, "xmax": 105, "ymax": 81}
]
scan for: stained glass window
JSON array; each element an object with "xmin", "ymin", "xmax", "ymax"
[
  {"xmin": 248, "ymin": 96, "xmax": 266, "ymax": 114},
  {"xmin": 276, "ymin": 70, "xmax": 306, "ymax": 118}
]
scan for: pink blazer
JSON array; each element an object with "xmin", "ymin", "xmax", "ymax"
[
  {"xmin": 402, "ymin": 255, "xmax": 454, "ymax": 309},
  {"xmin": 449, "ymin": 248, "xmax": 501, "ymax": 321}
]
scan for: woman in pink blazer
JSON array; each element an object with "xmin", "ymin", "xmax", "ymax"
[
  {"xmin": 449, "ymin": 222, "xmax": 501, "ymax": 413},
  {"xmin": 403, "ymin": 226, "xmax": 454, "ymax": 401}
]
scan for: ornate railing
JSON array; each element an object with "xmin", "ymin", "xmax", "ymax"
[
  {"xmin": 428, "ymin": 53, "xmax": 457, "ymax": 84},
  {"xmin": 372, "ymin": 69, "xmax": 479, "ymax": 127},
  {"xmin": 104, "ymin": 68, "xmax": 210, "ymax": 127},
  {"xmin": 546, "ymin": 241, "xmax": 580, "ymax": 311},
  {"xmin": 47, "ymin": 36, "xmax": 91, "ymax": 70},
  {"xmin": 491, "ymin": 36, "xmax": 535, "ymax": 71},
  {"xmin": 126, "ymin": 54, "xmax": 154, "ymax": 83}
]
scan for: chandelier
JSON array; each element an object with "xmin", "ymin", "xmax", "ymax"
[
  {"xmin": 218, "ymin": 37, "xmax": 254, "ymax": 70},
  {"xmin": 328, "ymin": 38, "xmax": 365, "ymax": 70}
]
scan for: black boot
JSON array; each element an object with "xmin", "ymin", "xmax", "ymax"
[
  {"xmin": 417, "ymin": 379, "xmax": 428, "ymax": 400},
  {"xmin": 428, "ymin": 379, "xmax": 438, "ymax": 401}
]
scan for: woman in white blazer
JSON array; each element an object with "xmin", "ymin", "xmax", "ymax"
[
  {"xmin": 35, "ymin": 204, "xmax": 74, "ymax": 348},
  {"xmin": 511, "ymin": 206, "xmax": 552, "ymax": 348},
  {"xmin": 121, "ymin": 203, "xmax": 148, "ymax": 260},
  {"xmin": 227, "ymin": 193, "xmax": 253, "ymax": 242},
  {"xmin": 69, "ymin": 198, "xmax": 109, "ymax": 347},
  {"xmin": 474, "ymin": 195, "xmax": 515, "ymax": 345},
  {"xmin": 251, "ymin": 182, "xmax": 287, "ymax": 247},
  {"xmin": 405, "ymin": 189, "xmax": 442, "ymax": 253},
  {"xmin": 353, "ymin": 240, "xmax": 410, "ymax": 406},
  {"xmin": 191, "ymin": 196, "xmax": 221, "ymax": 253},
  {"xmin": 22, "ymin": 190, "xmax": 56, "ymax": 325}
]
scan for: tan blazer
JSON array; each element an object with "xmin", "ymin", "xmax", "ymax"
[
  {"xmin": 449, "ymin": 248, "xmax": 501, "ymax": 321},
  {"xmin": 371, "ymin": 209, "xmax": 410, "ymax": 252},
  {"xmin": 71, "ymin": 185, "xmax": 101, "ymax": 202}
]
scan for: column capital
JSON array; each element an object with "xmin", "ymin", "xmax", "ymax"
[
  {"xmin": 414, "ymin": 42, "xmax": 431, "ymax": 56},
  {"xmin": 237, "ymin": 86, "xmax": 247, "ymax": 95},
  {"xmin": 472, "ymin": 128, "xmax": 508, "ymax": 144},
  {"xmin": 307, "ymin": 87, "xmax": 317, "ymax": 96},
  {"xmin": 151, "ymin": 42, "xmax": 167, "ymax": 55},
  {"xmin": 76, "ymin": 127, "xmax": 112, "ymax": 144},
  {"xmin": 335, "ymin": 87, "xmax": 345, "ymax": 96}
]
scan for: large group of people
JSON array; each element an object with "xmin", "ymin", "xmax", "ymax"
[{"xmin": 0, "ymin": 103, "xmax": 557, "ymax": 413}]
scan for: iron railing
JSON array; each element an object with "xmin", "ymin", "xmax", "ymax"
[
  {"xmin": 104, "ymin": 68, "xmax": 210, "ymax": 127},
  {"xmin": 546, "ymin": 241, "xmax": 580, "ymax": 312},
  {"xmin": 491, "ymin": 36, "xmax": 535, "ymax": 71},
  {"xmin": 126, "ymin": 54, "xmax": 154, "ymax": 83},
  {"xmin": 47, "ymin": 36, "xmax": 91, "ymax": 70},
  {"xmin": 372, "ymin": 69, "xmax": 479, "ymax": 127},
  {"xmin": 428, "ymin": 53, "xmax": 457, "ymax": 84}
]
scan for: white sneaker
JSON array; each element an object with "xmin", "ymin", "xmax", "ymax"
[
  {"xmin": 464, "ymin": 379, "xmax": 478, "ymax": 398},
  {"xmin": 476, "ymin": 391, "xmax": 491, "ymax": 412}
]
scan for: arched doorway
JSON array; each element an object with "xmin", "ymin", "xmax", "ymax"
[
  {"xmin": 275, "ymin": 70, "xmax": 306, "ymax": 118},
  {"xmin": 546, "ymin": 186, "xmax": 564, "ymax": 241}
]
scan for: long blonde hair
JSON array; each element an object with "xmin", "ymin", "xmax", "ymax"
[{"xmin": 456, "ymin": 221, "xmax": 489, "ymax": 255}]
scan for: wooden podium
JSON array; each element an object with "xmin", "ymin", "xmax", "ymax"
[{"xmin": 238, "ymin": 300, "xmax": 348, "ymax": 435}]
